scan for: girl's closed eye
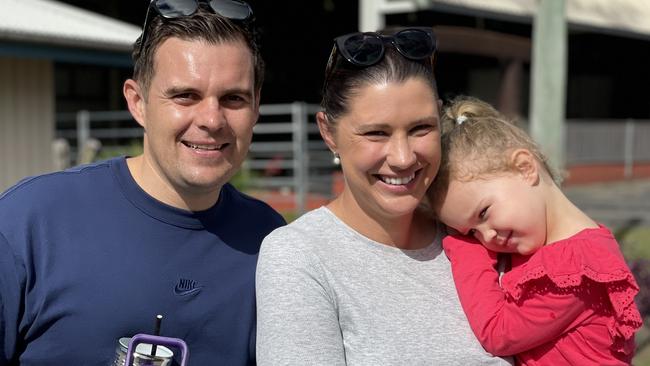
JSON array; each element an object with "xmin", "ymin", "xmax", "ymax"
[{"xmin": 479, "ymin": 206, "xmax": 489, "ymax": 220}]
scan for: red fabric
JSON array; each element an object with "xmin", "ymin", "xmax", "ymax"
[{"xmin": 443, "ymin": 225, "xmax": 643, "ymax": 365}]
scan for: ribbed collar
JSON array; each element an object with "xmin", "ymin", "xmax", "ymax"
[{"xmin": 110, "ymin": 156, "xmax": 228, "ymax": 230}]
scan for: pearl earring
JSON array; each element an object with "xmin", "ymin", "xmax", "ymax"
[{"xmin": 332, "ymin": 152, "xmax": 340, "ymax": 165}]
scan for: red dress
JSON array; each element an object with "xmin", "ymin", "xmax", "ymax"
[{"xmin": 443, "ymin": 225, "xmax": 643, "ymax": 365}]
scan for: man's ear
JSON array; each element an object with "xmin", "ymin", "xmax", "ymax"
[
  {"xmin": 316, "ymin": 111, "xmax": 338, "ymax": 153},
  {"xmin": 253, "ymin": 88, "xmax": 261, "ymax": 124},
  {"xmin": 123, "ymin": 79, "xmax": 146, "ymax": 129},
  {"xmin": 510, "ymin": 148, "xmax": 539, "ymax": 185}
]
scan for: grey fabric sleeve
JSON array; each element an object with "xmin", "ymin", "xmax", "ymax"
[{"xmin": 256, "ymin": 225, "xmax": 346, "ymax": 366}]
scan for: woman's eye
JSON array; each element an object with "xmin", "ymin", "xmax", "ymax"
[
  {"xmin": 411, "ymin": 124, "xmax": 433, "ymax": 135},
  {"xmin": 468, "ymin": 228, "xmax": 477, "ymax": 236}
]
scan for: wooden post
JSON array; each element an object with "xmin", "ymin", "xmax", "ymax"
[{"xmin": 529, "ymin": 0, "xmax": 567, "ymax": 174}]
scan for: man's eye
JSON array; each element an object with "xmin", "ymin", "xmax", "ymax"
[
  {"xmin": 364, "ymin": 131, "xmax": 387, "ymax": 137},
  {"xmin": 222, "ymin": 94, "xmax": 249, "ymax": 108},
  {"xmin": 227, "ymin": 95, "xmax": 245, "ymax": 102},
  {"xmin": 174, "ymin": 93, "xmax": 197, "ymax": 101}
]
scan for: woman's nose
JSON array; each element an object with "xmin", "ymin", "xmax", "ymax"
[{"xmin": 386, "ymin": 136, "xmax": 416, "ymax": 168}]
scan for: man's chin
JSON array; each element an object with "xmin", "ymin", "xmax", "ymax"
[{"xmin": 179, "ymin": 168, "xmax": 233, "ymax": 190}]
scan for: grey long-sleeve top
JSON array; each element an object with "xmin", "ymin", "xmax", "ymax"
[{"xmin": 256, "ymin": 207, "xmax": 512, "ymax": 365}]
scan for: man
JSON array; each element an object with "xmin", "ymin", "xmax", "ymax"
[{"xmin": 0, "ymin": 1, "xmax": 284, "ymax": 364}]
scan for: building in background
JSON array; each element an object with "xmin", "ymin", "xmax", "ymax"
[
  {"xmin": 361, "ymin": 0, "xmax": 650, "ymax": 117},
  {"xmin": 2, "ymin": 0, "xmax": 649, "ymax": 192},
  {"xmin": 362, "ymin": 0, "xmax": 650, "ymax": 183},
  {"xmin": 0, "ymin": 0, "xmax": 139, "ymax": 191}
]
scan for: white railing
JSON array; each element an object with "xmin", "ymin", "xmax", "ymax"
[
  {"xmin": 56, "ymin": 102, "xmax": 334, "ymax": 214},
  {"xmin": 56, "ymin": 109, "xmax": 650, "ymax": 212},
  {"xmin": 566, "ymin": 119, "xmax": 650, "ymax": 178}
]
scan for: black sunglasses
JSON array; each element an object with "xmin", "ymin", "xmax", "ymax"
[
  {"xmin": 334, "ymin": 27, "xmax": 436, "ymax": 67},
  {"xmin": 138, "ymin": 0, "xmax": 253, "ymax": 54}
]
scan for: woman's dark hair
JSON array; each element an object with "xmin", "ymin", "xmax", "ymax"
[{"xmin": 320, "ymin": 30, "xmax": 438, "ymax": 127}]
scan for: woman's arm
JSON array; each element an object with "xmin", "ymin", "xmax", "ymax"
[
  {"xmin": 256, "ymin": 228, "xmax": 346, "ymax": 366},
  {"xmin": 443, "ymin": 235, "xmax": 589, "ymax": 356}
]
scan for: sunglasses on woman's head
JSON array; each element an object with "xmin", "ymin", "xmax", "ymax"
[
  {"xmin": 138, "ymin": 0, "xmax": 253, "ymax": 55},
  {"xmin": 334, "ymin": 27, "xmax": 437, "ymax": 67}
]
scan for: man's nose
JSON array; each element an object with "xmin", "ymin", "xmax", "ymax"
[{"xmin": 197, "ymin": 98, "xmax": 227, "ymax": 130}]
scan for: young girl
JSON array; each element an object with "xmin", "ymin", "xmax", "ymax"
[{"xmin": 428, "ymin": 96, "xmax": 643, "ymax": 365}]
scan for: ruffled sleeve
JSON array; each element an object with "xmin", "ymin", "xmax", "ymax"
[
  {"xmin": 444, "ymin": 234, "xmax": 593, "ymax": 355},
  {"xmin": 501, "ymin": 226, "xmax": 643, "ymax": 355}
]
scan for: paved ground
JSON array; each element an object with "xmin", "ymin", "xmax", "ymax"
[{"xmin": 563, "ymin": 179, "xmax": 650, "ymax": 229}]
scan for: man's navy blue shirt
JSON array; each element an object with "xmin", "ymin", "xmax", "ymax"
[{"xmin": 0, "ymin": 157, "xmax": 285, "ymax": 365}]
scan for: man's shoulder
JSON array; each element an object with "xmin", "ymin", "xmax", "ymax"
[
  {"xmin": 222, "ymin": 183, "xmax": 286, "ymax": 224},
  {"xmin": 0, "ymin": 158, "xmax": 118, "ymax": 207}
]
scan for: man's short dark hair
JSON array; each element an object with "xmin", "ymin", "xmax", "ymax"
[{"xmin": 132, "ymin": 5, "xmax": 264, "ymax": 99}]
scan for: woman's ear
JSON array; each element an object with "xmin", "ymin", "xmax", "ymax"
[
  {"xmin": 316, "ymin": 111, "xmax": 338, "ymax": 153},
  {"xmin": 510, "ymin": 149, "xmax": 539, "ymax": 185}
]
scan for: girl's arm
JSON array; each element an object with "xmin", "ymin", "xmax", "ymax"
[
  {"xmin": 443, "ymin": 235, "xmax": 589, "ymax": 356},
  {"xmin": 255, "ymin": 228, "xmax": 346, "ymax": 366}
]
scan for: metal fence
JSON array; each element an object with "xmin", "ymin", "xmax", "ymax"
[
  {"xmin": 238, "ymin": 103, "xmax": 335, "ymax": 213},
  {"xmin": 56, "ymin": 108, "xmax": 650, "ymax": 213},
  {"xmin": 566, "ymin": 119, "xmax": 650, "ymax": 178},
  {"xmin": 56, "ymin": 102, "xmax": 335, "ymax": 214}
]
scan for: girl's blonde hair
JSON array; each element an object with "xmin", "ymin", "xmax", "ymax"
[{"xmin": 428, "ymin": 96, "xmax": 558, "ymax": 209}]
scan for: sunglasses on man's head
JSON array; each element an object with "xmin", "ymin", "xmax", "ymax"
[
  {"xmin": 334, "ymin": 27, "xmax": 437, "ymax": 67},
  {"xmin": 138, "ymin": 0, "xmax": 253, "ymax": 55}
]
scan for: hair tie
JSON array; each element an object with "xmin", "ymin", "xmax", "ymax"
[{"xmin": 456, "ymin": 115, "xmax": 467, "ymax": 125}]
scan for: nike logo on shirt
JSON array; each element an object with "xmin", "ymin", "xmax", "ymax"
[{"xmin": 174, "ymin": 278, "xmax": 202, "ymax": 296}]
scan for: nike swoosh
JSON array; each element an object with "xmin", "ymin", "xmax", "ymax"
[{"xmin": 174, "ymin": 286, "xmax": 203, "ymax": 296}]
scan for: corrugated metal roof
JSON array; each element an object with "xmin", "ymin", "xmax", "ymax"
[
  {"xmin": 373, "ymin": 0, "xmax": 650, "ymax": 39},
  {"xmin": 0, "ymin": 0, "xmax": 141, "ymax": 52},
  {"xmin": 428, "ymin": 0, "xmax": 650, "ymax": 38}
]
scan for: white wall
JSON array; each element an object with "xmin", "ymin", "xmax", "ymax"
[{"xmin": 0, "ymin": 57, "xmax": 55, "ymax": 192}]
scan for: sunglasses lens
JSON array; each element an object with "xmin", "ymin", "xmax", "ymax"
[
  {"xmin": 395, "ymin": 29, "xmax": 435, "ymax": 60},
  {"xmin": 342, "ymin": 34, "xmax": 383, "ymax": 66},
  {"xmin": 209, "ymin": 0, "xmax": 252, "ymax": 20},
  {"xmin": 155, "ymin": 0, "xmax": 198, "ymax": 17}
]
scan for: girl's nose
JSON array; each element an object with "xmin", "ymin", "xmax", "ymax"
[{"xmin": 476, "ymin": 226, "xmax": 497, "ymax": 244}]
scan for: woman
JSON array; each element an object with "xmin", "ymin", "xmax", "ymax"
[{"xmin": 256, "ymin": 28, "xmax": 511, "ymax": 365}]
